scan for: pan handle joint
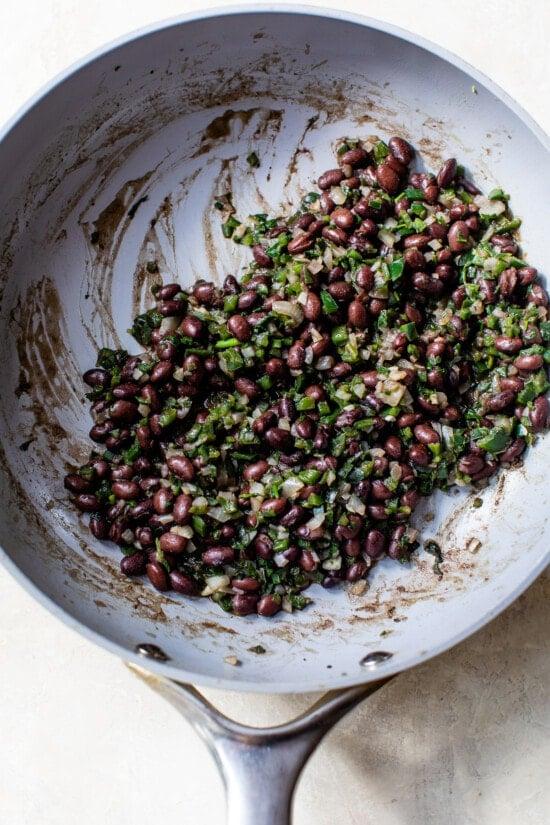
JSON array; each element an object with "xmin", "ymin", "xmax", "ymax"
[{"xmin": 128, "ymin": 664, "xmax": 391, "ymax": 825}]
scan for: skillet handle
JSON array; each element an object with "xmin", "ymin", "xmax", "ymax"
[{"xmin": 128, "ymin": 664, "xmax": 391, "ymax": 825}]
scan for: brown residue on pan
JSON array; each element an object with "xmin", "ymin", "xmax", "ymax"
[
  {"xmin": 197, "ymin": 621, "xmax": 237, "ymax": 636},
  {"xmin": 80, "ymin": 172, "xmax": 154, "ymax": 350},
  {"xmin": 11, "ymin": 277, "xmax": 84, "ymax": 463}
]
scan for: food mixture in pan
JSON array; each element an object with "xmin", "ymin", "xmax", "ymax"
[{"xmin": 65, "ymin": 135, "xmax": 550, "ymax": 617}]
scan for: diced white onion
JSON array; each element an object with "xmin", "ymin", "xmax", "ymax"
[
  {"xmin": 272, "ymin": 301, "xmax": 304, "ymax": 324},
  {"xmin": 170, "ymin": 525, "xmax": 193, "ymax": 538},
  {"xmin": 378, "ymin": 229, "xmax": 396, "ymax": 247},
  {"xmin": 347, "ymin": 494, "xmax": 366, "ymax": 515},
  {"xmin": 281, "ymin": 477, "xmax": 305, "ymax": 499},
  {"xmin": 274, "ymin": 552, "xmax": 290, "ymax": 568},
  {"xmin": 474, "ymin": 195, "xmax": 506, "ymax": 216},
  {"xmin": 201, "ymin": 574, "xmax": 230, "ymax": 596},
  {"xmin": 159, "ymin": 316, "xmax": 180, "ymax": 334},
  {"xmin": 306, "ymin": 510, "xmax": 325, "ymax": 530},
  {"xmin": 315, "ymin": 355, "xmax": 334, "ymax": 371},
  {"xmin": 323, "ymin": 557, "xmax": 342, "ymax": 571},
  {"xmin": 307, "ymin": 259, "xmax": 324, "ymax": 275},
  {"xmin": 330, "ymin": 186, "xmax": 347, "ymax": 205}
]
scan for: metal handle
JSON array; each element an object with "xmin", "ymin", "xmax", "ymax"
[{"xmin": 129, "ymin": 664, "xmax": 391, "ymax": 825}]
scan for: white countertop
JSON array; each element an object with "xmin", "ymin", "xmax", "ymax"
[{"xmin": 1, "ymin": 2, "xmax": 549, "ymax": 823}]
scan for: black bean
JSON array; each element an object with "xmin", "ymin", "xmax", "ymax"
[
  {"xmin": 202, "ymin": 546, "xmax": 234, "ymax": 565},
  {"xmin": 530, "ymin": 397, "xmax": 549, "ymax": 431},
  {"xmin": 90, "ymin": 514, "xmax": 109, "ymax": 539},
  {"xmin": 159, "ymin": 532, "xmax": 188, "ymax": 554},
  {"xmin": 83, "ymin": 368, "xmax": 109, "ymax": 388},
  {"xmin": 172, "ymin": 494, "xmax": 192, "ymax": 525},
  {"xmin": 167, "ymin": 455, "xmax": 195, "ymax": 481},
  {"xmin": 499, "ymin": 438, "xmax": 526, "ymax": 464},
  {"xmin": 121, "ymin": 552, "xmax": 146, "ymax": 577},
  {"xmin": 264, "ymin": 427, "xmax": 291, "ymax": 448},
  {"xmin": 364, "ymin": 529, "xmax": 385, "ymax": 558},
  {"xmin": 146, "ymin": 562, "xmax": 170, "ymax": 591},
  {"xmin": 458, "ymin": 454, "xmax": 485, "ymax": 476},
  {"xmin": 257, "ymin": 595, "xmax": 281, "ymax": 616},
  {"xmin": 376, "ymin": 163, "xmax": 400, "ymax": 194},
  {"xmin": 514, "ymin": 354, "xmax": 543, "ymax": 371},
  {"xmin": 437, "ymin": 158, "xmax": 457, "ymax": 187},
  {"xmin": 318, "ymin": 169, "xmax": 344, "ymax": 189},
  {"xmin": 485, "ymin": 390, "xmax": 516, "ymax": 412},
  {"xmin": 243, "ymin": 460, "xmax": 269, "ymax": 481},
  {"xmin": 152, "ymin": 488, "xmax": 173, "ymax": 514},
  {"xmin": 448, "ymin": 221, "xmax": 470, "ymax": 253},
  {"xmin": 388, "ymin": 136, "xmax": 414, "ymax": 165}
]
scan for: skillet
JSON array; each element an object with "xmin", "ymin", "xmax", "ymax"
[{"xmin": 0, "ymin": 7, "xmax": 548, "ymax": 822}]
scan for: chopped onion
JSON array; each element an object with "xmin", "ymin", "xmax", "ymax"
[
  {"xmin": 474, "ymin": 195, "xmax": 506, "ymax": 216},
  {"xmin": 281, "ymin": 477, "xmax": 305, "ymax": 499},
  {"xmin": 330, "ymin": 186, "xmax": 347, "ymax": 205},
  {"xmin": 347, "ymin": 494, "xmax": 366, "ymax": 515},
  {"xmin": 159, "ymin": 316, "xmax": 180, "ymax": 334},
  {"xmin": 307, "ymin": 258, "xmax": 324, "ymax": 275},
  {"xmin": 323, "ymin": 557, "xmax": 342, "ymax": 571},
  {"xmin": 201, "ymin": 574, "xmax": 230, "ymax": 596},
  {"xmin": 316, "ymin": 355, "xmax": 334, "ymax": 371},
  {"xmin": 170, "ymin": 525, "xmax": 193, "ymax": 538},
  {"xmin": 274, "ymin": 552, "xmax": 290, "ymax": 568},
  {"xmin": 207, "ymin": 506, "xmax": 233, "ymax": 523},
  {"xmin": 323, "ymin": 246, "xmax": 334, "ymax": 268},
  {"xmin": 378, "ymin": 229, "xmax": 396, "ymax": 247},
  {"xmin": 272, "ymin": 301, "xmax": 304, "ymax": 324},
  {"xmin": 376, "ymin": 379, "xmax": 406, "ymax": 407},
  {"xmin": 306, "ymin": 509, "xmax": 325, "ymax": 530}
]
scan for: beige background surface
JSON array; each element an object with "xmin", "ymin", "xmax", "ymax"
[{"xmin": 0, "ymin": 1, "xmax": 549, "ymax": 823}]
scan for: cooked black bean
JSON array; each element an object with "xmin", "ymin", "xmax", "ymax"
[
  {"xmin": 90, "ymin": 514, "xmax": 109, "ymax": 539},
  {"xmin": 376, "ymin": 163, "xmax": 400, "ymax": 194},
  {"xmin": 515, "ymin": 354, "xmax": 543, "ymax": 371},
  {"xmin": 202, "ymin": 546, "xmax": 234, "ymax": 565},
  {"xmin": 388, "ymin": 136, "xmax": 414, "ymax": 165},
  {"xmin": 530, "ymin": 397, "xmax": 549, "ymax": 431},
  {"xmin": 437, "ymin": 158, "xmax": 457, "ymax": 188},
  {"xmin": 159, "ymin": 532, "xmax": 188, "ymax": 554},
  {"xmin": 121, "ymin": 552, "xmax": 146, "ymax": 577},
  {"xmin": 146, "ymin": 562, "xmax": 170, "ymax": 591},
  {"xmin": 83, "ymin": 368, "xmax": 110, "ymax": 388},
  {"xmin": 318, "ymin": 168, "xmax": 344, "ymax": 189},
  {"xmin": 448, "ymin": 220, "xmax": 470, "ymax": 252},
  {"xmin": 166, "ymin": 455, "xmax": 195, "ymax": 481}
]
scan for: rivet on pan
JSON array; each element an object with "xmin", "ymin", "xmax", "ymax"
[
  {"xmin": 360, "ymin": 651, "xmax": 393, "ymax": 668},
  {"xmin": 136, "ymin": 643, "xmax": 170, "ymax": 662}
]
